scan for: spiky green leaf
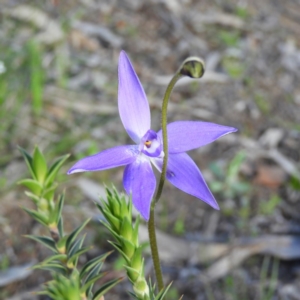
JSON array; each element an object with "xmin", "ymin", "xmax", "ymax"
[
  {"xmin": 120, "ymin": 217, "xmax": 133, "ymax": 241},
  {"xmin": 55, "ymin": 193, "xmax": 65, "ymax": 225},
  {"xmin": 84, "ymin": 261, "xmax": 104, "ymax": 296},
  {"xmin": 22, "ymin": 207, "xmax": 48, "ymax": 226},
  {"xmin": 43, "ymin": 183, "xmax": 58, "ymax": 201},
  {"xmin": 131, "ymin": 246, "xmax": 143, "ymax": 271},
  {"xmin": 83, "ymin": 261, "xmax": 104, "ymax": 285},
  {"xmin": 100, "ymin": 220, "xmax": 121, "ymax": 242},
  {"xmin": 127, "ymin": 291, "xmax": 140, "ymax": 299},
  {"xmin": 18, "ymin": 179, "xmax": 43, "ymax": 195},
  {"xmin": 107, "ymin": 240, "xmax": 130, "ymax": 264},
  {"xmin": 45, "ymin": 154, "xmax": 70, "ymax": 187},
  {"xmin": 33, "ymin": 146, "xmax": 48, "ymax": 183},
  {"xmin": 66, "ymin": 218, "xmax": 90, "ymax": 252},
  {"xmin": 155, "ymin": 281, "xmax": 173, "ymax": 300},
  {"xmin": 68, "ymin": 247, "xmax": 91, "ymax": 265},
  {"xmin": 24, "ymin": 191, "xmax": 41, "ymax": 205},
  {"xmin": 81, "ymin": 273, "xmax": 106, "ymax": 294},
  {"xmin": 39, "ymin": 254, "xmax": 67, "ymax": 265},
  {"xmin": 101, "ymin": 208, "xmax": 121, "ymax": 232},
  {"xmin": 68, "ymin": 235, "xmax": 86, "ymax": 258},
  {"xmin": 124, "ymin": 265, "xmax": 140, "ymax": 283},
  {"xmin": 92, "ymin": 277, "xmax": 123, "ymax": 300},
  {"xmin": 118, "ymin": 235, "xmax": 135, "ymax": 259},
  {"xmin": 18, "ymin": 146, "xmax": 36, "ymax": 180},
  {"xmin": 48, "ymin": 193, "xmax": 65, "ymax": 225},
  {"xmin": 57, "ymin": 217, "xmax": 64, "ymax": 238},
  {"xmin": 26, "ymin": 235, "xmax": 57, "ymax": 252},
  {"xmin": 33, "ymin": 262, "xmax": 67, "ymax": 274},
  {"xmin": 80, "ymin": 251, "xmax": 112, "ymax": 279}
]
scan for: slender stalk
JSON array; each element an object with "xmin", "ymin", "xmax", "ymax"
[
  {"xmin": 148, "ymin": 203, "xmax": 164, "ymax": 291},
  {"xmin": 147, "ymin": 57, "xmax": 205, "ymax": 292},
  {"xmin": 155, "ymin": 73, "xmax": 182, "ymax": 203},
  {"xmin": 156, "ymin": 56, "xmax": 205, "ymax": 203},
  {"xmin": 148, "ymin": 73, "xmax": 182, "ymax": 292}
]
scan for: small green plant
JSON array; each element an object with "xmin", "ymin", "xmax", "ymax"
[
  {"xmin": 234, "ymin": 6, "xmax": 249, "ymax": 19},
  {"xmin": 222, "ymin": 56, "xmax": 245, "ymax": 79},
  {"xmin": 259, "ymin": 195, "xmax": 281, "ymax": 215},
  {"xmin": 289, "ymin": 174, "xmax": 300, "ymax": 191},
  {"xmin": 18, "ymin": 146, "xmax": 177, "ymax": 299},
  {"xmin": 210, "ymin": 152, "xmax": 252, "ymax": 229},
  {"xmin": 210, "ymin": 151, "xmax": 250, "ymax": 200},
  {"xmin": 97, "ymin": 188, "xmax": 174, "ymax": 300},
  {"xmin": 173, "ymin": 215, "xmax": 185, "ymax": 236},
  {"xmin": 18, "ymin": 147, "xmax": 121, "ymax": 300},
  {"xmin": 218, "ymin": 30, "xmax": 241, "ymax": 47}
]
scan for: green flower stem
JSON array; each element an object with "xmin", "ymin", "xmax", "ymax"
[
  {"xmin": 148, "ymin": 203, "xmax": 164, "ymax": 292},
  {"xmin": 156, "ymin": 56, "xmax": 205, "ymax": 204},
  {"xmin": 148, "ymin": 57, "xmax": 206, "ymax": 292},
  {"xmin": 155, "ymin": 73, "xmax": 182, "ymax": 203},
  {"xmin": 148, "ymin": 72, "xmax": 182, "ymax": 292}
]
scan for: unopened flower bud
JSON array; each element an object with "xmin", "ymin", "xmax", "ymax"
[{"xmin": 179, "ymin": 57, "xmax": 205, "ymax": 78}]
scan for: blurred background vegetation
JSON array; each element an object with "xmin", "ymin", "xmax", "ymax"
[{"xmin": 0, "ymin": 0, "xmax": 300, "ymax": 299}]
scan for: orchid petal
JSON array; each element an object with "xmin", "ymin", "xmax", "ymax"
[
  {"xmin": 158, "ymin": 121, "xmax": 237, "ymax": 153},
  {"xmin": 123, "ymin": 155, "xmax": 156, "ymax": 220},
  {"xmin": 118, "ymin": 51, "xmax": 151, "ymax": 143},
  {"xmin": 153, "ymin": 152, "xmax": 219, "ymax": 210},
  {"xmin": 67, "ymin": 145, "xmax": 139, "ymax": 174}
]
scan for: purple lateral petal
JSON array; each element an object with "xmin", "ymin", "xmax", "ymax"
[
  {"xmin": 67, "ymin": 145, "xmax": 139, "ymax": 174},
  {"xmin": 157, "ymin": 121, "xmax": 237, "ymax": 153},
  {"xmin": 123, "ymin": 156, "xmax": 156, "ymax": 220},
  {"xmin": 153, "ymin": 152, "xmax": 219, "ymax": 210},
  {"xmin": 118, "ymin": 51, "xmax": 151, "ymax": 143}
]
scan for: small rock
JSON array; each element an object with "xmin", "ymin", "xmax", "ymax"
[
  {"xmin": 254, "ymin": 164, "xmax": 287, "ymax": 188},
  {"xmin": 259, "ymin": 128, "xmax": 284, "ymax": 148},
  {"xmin": 280, "ymin": 284, "xmax": 300, "ymax": 300}
]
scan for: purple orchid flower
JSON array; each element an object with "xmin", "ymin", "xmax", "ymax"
[{"xmin": 68, "ymin": 50, "xmax": 237, "ymax": 221}]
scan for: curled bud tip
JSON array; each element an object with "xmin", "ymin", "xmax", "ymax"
[{"xmin": 179, "ymin": 57, "xmax": 205, "ymax": 78}]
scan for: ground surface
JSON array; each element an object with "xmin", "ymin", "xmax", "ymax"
[{"xmin": 1, "ymin": 0, "xmax": 300, "ymax": 299}]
